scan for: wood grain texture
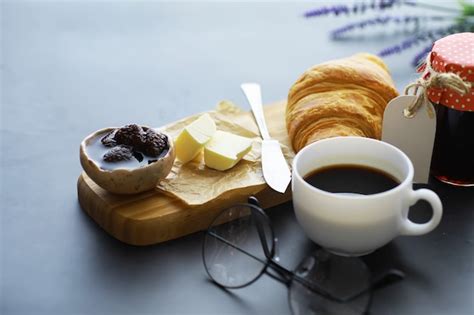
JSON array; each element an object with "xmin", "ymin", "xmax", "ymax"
[{"xmin": 77, "ymin": 101, "xmax": 292, "ymax": 245}]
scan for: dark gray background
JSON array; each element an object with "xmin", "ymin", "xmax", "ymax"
[{"xmin": 1, "ymin": 1, "xmax": 473, "ymax": 314}]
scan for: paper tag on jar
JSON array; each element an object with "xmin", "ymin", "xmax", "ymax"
[{"xmin": 382, "ymin": 95, "xmax": 436, "ymax": 183}]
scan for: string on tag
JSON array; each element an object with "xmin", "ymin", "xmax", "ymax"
[{"xmin": 403, "ymin": 53, "xmax": 472, "ymax": 119}]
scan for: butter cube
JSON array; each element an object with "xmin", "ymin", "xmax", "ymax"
[
  {"xmin": 175, "ymin": 114, "xmax": 216, "ymax": 163},
  {"xmin": 204, "ymin": 131, "xmax": 253, "ymax": 171}
]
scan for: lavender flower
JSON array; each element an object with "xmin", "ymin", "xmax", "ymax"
[
  {"xmin": 304, "ymin": 1, "xmax": 460, "ymax": 18},
  {"xmin": 377, "ymin": 24, "xmax": 471, "ymax": 58},
  {"xmin": 378, "ymin": 33, "xmax": 429, "ymax": 57},
  {"xmin": 303, "ymin": 0, "xmax": 472, "ymax": 67},
  {"xmin": 331, "ymin": 15, "xmax": 451, "ymax": 39},
  {"xmin": 304, "ymin": 0, "xmax": 408, "ymax": 18},
  {"xmin": 411, "ymin": 45, "xmax": 432, "ymax": 67}
]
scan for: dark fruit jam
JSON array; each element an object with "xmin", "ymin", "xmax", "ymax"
[
  {"xmin": 430, "ymin": 105, "xmax": 474, "ymax": 186},
  {"xmin": 86, "ymin": 125, "xmax": 169, "ymax": 171}
]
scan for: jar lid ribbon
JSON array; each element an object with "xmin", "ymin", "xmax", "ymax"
[{"xmin": 403, "ymin": 52, "xmax": 472, "ymax": 118}]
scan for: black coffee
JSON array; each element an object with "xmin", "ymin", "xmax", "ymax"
[{"xmin": 304, "ymin": 164, "xmax": 400, "ymax": 195}]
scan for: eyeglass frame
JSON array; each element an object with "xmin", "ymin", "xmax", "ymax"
[{"xmin": 202, "ymin": 196, "xmax": 405, "ymax": 306}]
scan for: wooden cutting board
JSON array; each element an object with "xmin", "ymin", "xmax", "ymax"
[{"xmin": 77, "ymin": 100, "xmax": 293, "ymax": 246}]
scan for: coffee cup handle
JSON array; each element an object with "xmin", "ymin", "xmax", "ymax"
[{"xmin": 400, "ymin": 189, "xmax": 443, "ymax": 236}]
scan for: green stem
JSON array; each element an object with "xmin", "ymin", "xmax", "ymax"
[{"xmin": 459, "ymin": 0, "xmax": 474, "ymax": 16}]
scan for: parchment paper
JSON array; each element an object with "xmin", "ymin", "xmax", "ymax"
[{"xmin": 156, "ymin": 101, "xmax": 294, "ymax": 206}]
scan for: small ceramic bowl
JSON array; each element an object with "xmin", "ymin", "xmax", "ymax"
[{"xmin": 80, "ymin": 127, "xmax": 175, "ymax": 194}]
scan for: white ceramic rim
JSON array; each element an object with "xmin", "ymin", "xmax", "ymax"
[{"xmin": 292, "ymin": 136, "xmax": 414, "ymax": 200}]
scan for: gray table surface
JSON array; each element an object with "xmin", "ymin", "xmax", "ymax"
[{"xmin": 1, "ymin": 1, "xmax": 473, "ymax": 314}]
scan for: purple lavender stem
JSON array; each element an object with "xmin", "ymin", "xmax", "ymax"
[
  {"xmin": 304, "ymin": 5, "xmax": 349, "ymax": 18},
  {"xmin": 379, "ymin": 35, "xmax": 421, "ymax": 57},
  {"xmin": 304, "ymin": 0, "xmax": 461, "ymax": 19},
  {"xmin": 304, "ymin": 0, "xmax": 405, "ymax": 18},
  {"xmin": 331, "ymin": 15, "xmax": 451, "ymax": 38},
  {"xmin": 377, "ymin": 24, "xmax": 461, "ymax": 58},
  {"xmin": 411, "ymin": 45, "xmax": 433, "ymax": 67}
]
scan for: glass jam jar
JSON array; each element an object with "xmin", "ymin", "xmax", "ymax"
[
  {"xmin": 422, "ymin": 33, "xmax": 474, "ymax": 186},
  {"xmin": 431, "ymin": 106, "xmax": 474, "ymax": 186}
]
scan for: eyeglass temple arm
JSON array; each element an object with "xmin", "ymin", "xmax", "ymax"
[
  {"xmin": 265, "ymin": 259, "xmax": 294, "ymax": 284},
  {"xmin": 206, "ymin": 231, "xmax": 268, "ymax": 266},
  {"xmin": 265, "ymin": 258, "xmax": 362, "ymax": 303},
  {"xmin": 291, "ymin": 268, "xmax": 406, "ymax": 304},
  {"xmin": 339, "ymin": 268, "xmax": 406, "ymax": 303},
  {"xmin": 248, "ymin": 196, "xmax": 274, "ymax": 260}
]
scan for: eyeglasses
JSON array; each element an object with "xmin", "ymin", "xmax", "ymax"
[{"xmin": 202, "ymin": 196, "xmax": 405, "ymax": 315}]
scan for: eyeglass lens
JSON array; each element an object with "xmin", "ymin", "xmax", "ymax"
[
  {"xmin": 289, "ymin": 249, "xmax": 371, "ymax": 315},
  {"xmin": 203, "ymin": 204, "xmax": 274, "ymax": 288}
]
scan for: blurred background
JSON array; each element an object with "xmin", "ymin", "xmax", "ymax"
[{"xmin": 2, "ymin": 1, "xmax": 466, "ymax": 131}]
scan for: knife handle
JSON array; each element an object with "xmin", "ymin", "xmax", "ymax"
[{"xmin": 241, "ymin": 83, "xmax": 270, "ymax": 140}]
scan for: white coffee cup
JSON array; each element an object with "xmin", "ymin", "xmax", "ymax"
[{"xmin": 292, "ymin": 136, "xmax": 443, "ymax": 256}]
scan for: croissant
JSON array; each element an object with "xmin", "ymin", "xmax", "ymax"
[{"xmin": 286, "ymin": 53, "xmax": 399, "ymax": 152}]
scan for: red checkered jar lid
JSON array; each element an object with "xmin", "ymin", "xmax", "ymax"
[{"xmin": 420, "ymin": 32, "xmax": 474, "ymax": 112}]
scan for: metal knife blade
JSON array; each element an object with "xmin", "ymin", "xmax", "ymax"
[{"xmin": 241, "ymin": 83, "xmax": 291, "ymax": 193}]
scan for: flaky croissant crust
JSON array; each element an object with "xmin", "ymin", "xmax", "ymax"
[{"xmin": 286, "ymin": 53, "xmax": 398, "ymax": 152}]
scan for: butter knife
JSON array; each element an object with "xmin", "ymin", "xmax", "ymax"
[{"xmin": 241, "ymin": 83, "xmax": 291, "ymax": 193}]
